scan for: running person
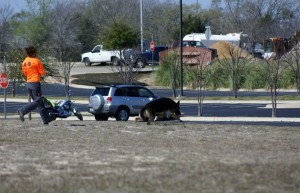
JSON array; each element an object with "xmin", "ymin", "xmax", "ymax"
[{"xmin": 17, "ymin": 46, "xmax": 49, "ymax": 125}]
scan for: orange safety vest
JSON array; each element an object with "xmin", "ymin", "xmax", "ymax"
[{"xmin": 22, "ymin": 57, "xmax": 46, "ymax": 82}]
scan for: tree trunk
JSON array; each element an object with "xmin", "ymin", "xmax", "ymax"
[
  {"xmin": 297, "ymin": 75, "xmax": 300, "ymax": 97},
  {"xmin": 197, "ymin": 86, "xmax": 204, "ymax": 116},
  {"xmin": 171, "ymin": 69, "xmax": 176, "ymax": 97},
  {"xmin": 271, "ymin": 88, "xmax": 277, "ymax": 117},
  {"xmin": 232, "ymin": 82, "xmax": 238, "ymax": 98},
  {"xmin": 231, "ymin": 76, "xmax": 238, "ymax": 98},
  {"xmin": 196, "ymin": 71, "xmax": 203, "ymax": 116},
  {"xmin": 65, "ymin": 76, "xmax": 70, "ymax": 99},
  {"xmin": 234, "ymin": 88, "xmax": 238, "ymax": 98}
]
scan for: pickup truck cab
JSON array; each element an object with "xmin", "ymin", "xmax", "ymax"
[
  {"xmin": 142, "ymin": 46, "xmax": 169, "ymax": 66},
  {"xmin": 81, "ymin": 45, "xmax": 119, "ymax": 66},
  {"xmin": 125, "ymin": 46, "xmax": 168, "ymax": 68}
]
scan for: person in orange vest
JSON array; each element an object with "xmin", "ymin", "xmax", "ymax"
[{"xmin": 17, "ymin": 46, "xmax": 50, "ymax": 125}]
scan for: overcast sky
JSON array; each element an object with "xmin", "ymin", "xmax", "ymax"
[{"xmin": 3, "ymin": 0, "xmax": 211, "ymax": 13}]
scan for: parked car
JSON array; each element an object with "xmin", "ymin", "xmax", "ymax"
[
  {"xmin": 123, "ymin": 46, "xmax": 169, "ymax": 68},
  {"xmin": 81, "ymin": 45, "xmax": 119, "ymax": 66},
  {"xmin": 88, "ymin": 84, "xmax": 158, "ymax": 121}
]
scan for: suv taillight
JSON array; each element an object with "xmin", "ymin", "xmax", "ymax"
[{"xmin": 107, "ymin": 97, "xmax": 112, "ymax": 104}]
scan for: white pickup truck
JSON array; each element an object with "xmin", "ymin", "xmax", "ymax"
[{"xmin": 81, "ymin": 45, "xmax": 119, "ymax": 66}]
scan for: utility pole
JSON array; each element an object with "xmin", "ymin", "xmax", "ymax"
[
  {"xmin": 140, "ymin": 0, "xmax": 143, "ymax": 52},
  {"xmin": 180, "ymin": 0, "xmax": 183, "ymax": 97}
]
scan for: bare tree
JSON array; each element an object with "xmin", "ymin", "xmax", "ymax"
[
  {"xmin": 169, "ymin": 50, "xmax": 180, "ymax": 98},
  {"xmin": 223, "ymin": 0, "xmax": 244, "ymax": 32},
  {"xmin": 0, "ymin": 4, "xmax": 13, "ymax": 58},
  {"xmin": 0, "ymin": 5, "xmax": 22, "ymax": 97},
  {"xmin": 5, "ymin": 46, "xmax": 25, "ymax": 97},
  {"xmin": 261, "ymin": 58, "xmax": 286, "ymax": 117},
  {"xmin": 143, "ymin": 0, "xmax": 180, "ymax": 46},
  {"xmin": 281, "ymin": 43, "xmax": 300, "ymax": 96},
  {"xmin": 184, "ymin": 47, "xmax": 213, "ymax": 116},
  {"xmin": 49, "ymin": 0, "xmax": 81, "ymax": 99},
  {"xmin": 82, "ymin": 0, "xmax": 183, "ymax": 48},
  {"xmin": 217, "ymin": 42, "xmax": 252, "ymax": 98},
  {"xmin": 80, "ymin": 0, "xmax": 140, "ymax": 49},
  {"xmin": 222, "ymin": 0, "xmax": 300, "ymax": 54},
  {"xmin": 157, "ymin": 48, "xmax": 180, "ymax": 97},
  {"xmin": 100, "ymin": 21, "xmax": 140, "ymax": 84},
  {"xmin": 110, "ymin": 57, "xmax": 141, "ymax": 84}
]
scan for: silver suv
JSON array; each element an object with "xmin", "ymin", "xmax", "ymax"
[{"xmin": 88, "ymin": 84, "xmax": 157, "ymax": 121}]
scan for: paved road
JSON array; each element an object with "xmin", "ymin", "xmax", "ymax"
[
  {"xmin": 2, "ymin": 63, "xmax": 299, "ymax": 98},
  {"xmin": 2, "ymin": 83, "xmax": 299, "ymax": 99},
  {"xmin": 182, "ymin": 102, "xmax": 300, "ymax": 117}
]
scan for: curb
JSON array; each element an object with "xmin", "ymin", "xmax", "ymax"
[{"xmin": 3, "ymin": 113, "xmax": 300, "ymax": 123}]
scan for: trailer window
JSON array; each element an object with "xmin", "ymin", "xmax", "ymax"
[
  {"xmin": 264, "ymin": 40, "xmax": 274, "ymax": 52},
  {"xmin": 182, "ymin": 41, "xmax": 206, "ymax": 48}
]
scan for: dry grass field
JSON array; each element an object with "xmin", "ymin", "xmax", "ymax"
[{"xmin": 0, "ymin": 119, "xmax": 300, "ymax": 193}]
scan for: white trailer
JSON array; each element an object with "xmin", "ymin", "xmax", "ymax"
[{"xmin": 183, "ymin": 32, "xmax": 250, "ymax": 50}]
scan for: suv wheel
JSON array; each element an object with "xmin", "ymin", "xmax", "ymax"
[
  {"xmin": 83, "ymin": 58, "xmax": 91, "ymax": 66},
  {"xmin": 95, "ymin": 114, "xmax": 109, "ymax": 121},
  {"xmin": 135, "ymin": 59, "xmax": 146, "ymax": 68},
  {"xmin": 115, "ymin": 107, "xmax": 129, "ymax": 121}
]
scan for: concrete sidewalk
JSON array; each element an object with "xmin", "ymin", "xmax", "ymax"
[{"xmin": 4, "ymin": 113, "xmax": 300, "ymax": 123}]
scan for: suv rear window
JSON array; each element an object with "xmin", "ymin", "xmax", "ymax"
[{"xmin": 92, "ymin": 87, "xmax": 110, "ymax": 96}]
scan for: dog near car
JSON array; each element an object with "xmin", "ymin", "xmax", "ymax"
[{"xmin": 135, "ymin": 97, "xmax": 182, "ymax": 124}]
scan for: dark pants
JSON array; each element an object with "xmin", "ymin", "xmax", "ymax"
[{"xmin": 18, "ymin": 82, "xmax": 49, "ymax": 124}]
